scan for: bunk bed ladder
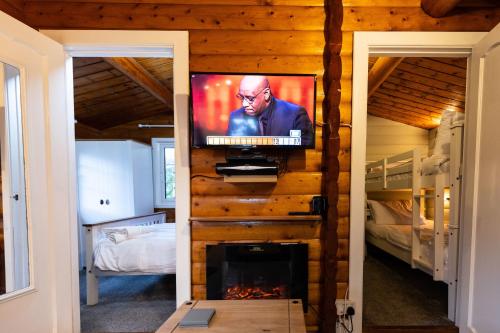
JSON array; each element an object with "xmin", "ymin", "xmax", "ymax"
[
  {"xmin": 433, "ymin": 174, "xmax": 445, "ymax": 281},
  {"xmin": 411, "ymin": 149, "xmax": 422, "ymax": 270},
  {"xmin": 447, "ymin": 121, "xmax": 465, "ymax": 320}
]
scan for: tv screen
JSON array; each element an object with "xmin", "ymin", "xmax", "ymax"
[{"xmin": 190, "ymin": 73, "xmax": 316, "ymax": 148}]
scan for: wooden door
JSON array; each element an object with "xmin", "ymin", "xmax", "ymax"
[
  {"xmin": 0, "ymin": 11, "xmax": 74, "ymax": 332},
  {"xmin": 465, "ymin": 22, "xmax": 500, "ymax": 332}
]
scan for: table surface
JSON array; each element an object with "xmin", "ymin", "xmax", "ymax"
[{"xmin": 155, "ymin": 299, "xmax": 306, "ymax": 333}]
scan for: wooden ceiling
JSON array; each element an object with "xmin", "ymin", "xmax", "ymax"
[
  {"xmin": 368, "ymin": 57, "xmax": 467, "ymax": 129},
  {"xmin": 73, "ymin": 57, "xmax": 173, "ymax": 130}
]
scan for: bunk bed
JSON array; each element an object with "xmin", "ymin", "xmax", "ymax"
[
  {"xmin": 364, "ymin": 111, "xmax": 464, "ymax": 309},
  {"xmin": 83, "ymin": 212, "xmax": 175, "ymax": 305}
]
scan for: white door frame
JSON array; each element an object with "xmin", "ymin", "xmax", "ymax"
[
  {"xmin": 351, "ymin": 31, "xmax": 485, "ymax": 333},
  {"xmin": 41, "ymin": 30, "xmax": 191, "ymax": 333}
]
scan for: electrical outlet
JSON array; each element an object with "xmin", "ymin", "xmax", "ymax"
[{"xmin": 335, "ymin": 299, "xmax": 355, "ymax": 316}]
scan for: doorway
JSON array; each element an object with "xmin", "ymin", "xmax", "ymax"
[
  {"xmin": 349, "ymin": 31, "xmax": 486, "ymax": 333},
  {"xmin": 362, "ymin": 56, "xmax": 466, "ymax": 328},
  {"xmin": 71, "ymin": 55, "xmax": 177, "ymax": 332},
  {"xmin": 40, "ymin": 30, "xmax": 191, "ymax": 333}
]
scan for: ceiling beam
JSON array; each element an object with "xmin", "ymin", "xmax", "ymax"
[
  {"xmin": 104, "ymin": 57, "xmax": 173, "ymax": 106},
  {"xmin": 368, "ymin": 57, "xmax": 404, "ymax": 98},
  {"xmin": 421, "ymin": 0, "xmax": 462, "ymax": 18}
]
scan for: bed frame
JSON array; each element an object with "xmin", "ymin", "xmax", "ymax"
[
  {"xmin": 365, "ymin": 121, "xmax": 464, "ymax": 284},
  {"xmin": 83, "ymin": 212, "xmax": 168, "ymax": 305}
]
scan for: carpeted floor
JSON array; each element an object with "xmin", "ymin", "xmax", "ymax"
[
  {"xmin": 363, "ymin": 245, "xmax": 454, "ymax": 327},
  {"xmin": 80, "ymin": 271, "xmax": 177, "ymax": 333}
]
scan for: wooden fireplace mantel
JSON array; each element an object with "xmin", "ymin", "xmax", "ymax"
[{"xmin": 189, "ymin": 215, "xmax": 323, "ymax": 223}]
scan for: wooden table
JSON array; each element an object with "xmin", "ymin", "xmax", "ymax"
[{"xmin": 156, "ymin": 299, "xmax": 306, "ymax": 333}]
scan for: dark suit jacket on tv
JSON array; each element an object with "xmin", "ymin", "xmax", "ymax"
[{"xmin": 226, "ymin": 97, "xmax": 314, "ymax": 146}]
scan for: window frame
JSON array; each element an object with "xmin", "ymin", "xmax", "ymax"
[{"xmin": 152, "ymin": 137, "xmax": 175, "ymax": 208}]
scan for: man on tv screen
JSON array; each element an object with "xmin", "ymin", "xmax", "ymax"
[{"xmin": 226, "ymin": 75, "xmax": 314, "ymax": 146}]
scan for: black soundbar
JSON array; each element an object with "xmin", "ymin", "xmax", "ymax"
[{"xmin": 215, "ymin": 162, "xmax": 278, "ymax": 176}]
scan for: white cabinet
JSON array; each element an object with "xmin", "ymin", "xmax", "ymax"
[{"xmin": 76, "ymin": 140, "xmax": 154, "ymax": 268}]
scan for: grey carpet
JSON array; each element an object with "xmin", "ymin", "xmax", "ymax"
[
  {"xmin": 363, "ymin": 245, "xmax": 454, "ymax": 327},
  {"xmin": 80, "ymin": 271, "xmax": 176, "ymax": 333}
]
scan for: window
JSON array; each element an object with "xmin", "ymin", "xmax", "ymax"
[{"xmin": 152, "ymin": 138, "xmax": 175, "ymax": 208}]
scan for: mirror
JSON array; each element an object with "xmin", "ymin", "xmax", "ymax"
[{"xmin": 0, "ymin": 62, "xmax": 29, "ymax": 296}]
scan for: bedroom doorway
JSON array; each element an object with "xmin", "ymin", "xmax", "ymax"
[
  {"xmin": 71, "ymin": 55, "xmax": 177, "ymax": 332},
  {"xmin": 349, "ymin": 31, "xmax": 487, "ymax": 333},
  {"xmin": 361, "ymin": 56, "xmax": 467, "ymax": 329},
  {"xmin": 39, "ymin": 29, "xmax": 190, "ymax": 333}
]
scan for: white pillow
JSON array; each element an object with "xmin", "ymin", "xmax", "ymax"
[
  {"xmin": 366, "ymin": 200, "xmax": 399, "ymax": 225},
  {"xmin": 367, "ymin": 200, "xmax": 425, "ymax": 225}
]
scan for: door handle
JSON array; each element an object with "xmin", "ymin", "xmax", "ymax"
[{"xmin": 11, "ymin": 194, "xmax": 19, "ymax": 201}]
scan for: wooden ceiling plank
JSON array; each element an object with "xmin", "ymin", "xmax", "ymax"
[
  {"xmin": 88, "ymin": 105, "xmax": 172, "ymax": 130},
  {"xmin": 77, "ymin": 99, "xmax": 166, "ymax": 121},
  {"xmin": 75, "ymin": 96, "xmax": 162, "ymax": 119},
  {"xmin": 73, "ymin": 61, "xmax": 114, "ymax": 79},
  {"xmin": 368, "ymin": 108, "xmax": 434, "ymax": 129},
  {"xmin": 74, "ymin": 70, "xmax": 117, "ymax": 87},
  {"xmin": 367, "ymin": 57, "xmax": 404, "ymax": 98},
  {"xmin": 74, "ymin": 76, "xmax": 135, "ymax": 96},
  {"xmin": 75, "ymin": 87, "xmax": 146, "ymax": 107},
  {"xmin": 369, "ymin": 103, "xmax": 436, "ymax": 123},
  {"xmin": 398, "ymin": 61, "xmax": 467, "ymax": 87},
  {"xmin": 421, "ymin": 0, "xmax": 462, "ymax": 18},
  {"xmin": 369, "ymin": 94, "xmax": 443, "ymax": 118},
  {"xmin": 369, "ymin": 106, "xmax": 435, "ymax": 128},
  {"xmin": 385, "ymin": 76, "xmax": 465, "ymax": 103},
  {"xmin": 392, "ymin": 68, "xmax": 466, "ymax": 95},
  {"xmin": 372, "ymin": 91, "xmax": 448, "ymax": 115},
  {"xmin": 404, "ymin": 58, "xmax": 467, "ymax": 79},
  {"xmin": 74, "ymin": 82, "xmax": 137, "ymax": 103},
  {"xmin": 104, "ymin": 57, "xmax": 173, "ymax": 106},
  {"xmin": 76, "ymin": 89, "xmax": 153, "ymax": 109},
  {"xmin": 73, "ymin": 57, "xmax": 103, "ymax": 68},
  {"xmin": 378, "ymin": 84, "xmax": 465, "ymax": 111},
  {"xmin": 428, "ymin": 57, "xmax": 467, "ymax": 69}
]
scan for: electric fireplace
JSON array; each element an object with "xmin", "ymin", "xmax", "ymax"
[{"xmin": 206, "ymin": 243, "xmax": 308, "ymax": 311}]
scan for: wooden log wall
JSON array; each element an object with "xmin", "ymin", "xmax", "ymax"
[
  {"xmin": 16, "ymin": 2, "xmax": 333, "ymax": 332},
  {"xmin": 5, "ymin": 1, "xmax": 498, "ymax": 332}
]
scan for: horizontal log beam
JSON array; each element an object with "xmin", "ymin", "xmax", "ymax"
[
  {"xmin": 343, "ymin": 6, "xmax": 500, "ymax": 32},
  {"xmin": 191, "ymin": 220, "xmax": 322, "ymax": 241},
  {"xmin": 104, "ymin": 57, "xmax": 173, "ymax": 106},
  {"xmin": 368, "ymin": 57, "xmax": 404, "ymax": 98},
  {"xmin": 421, "ymin": 0, "xmax": 462, "ymax": 18},
  {"xmin": 191, "ymin": 194, "xmax": 349, "ymax": 217},
  {"xmin": 24, "ymin": 3, "xmax": 325, "ymax": 31}
]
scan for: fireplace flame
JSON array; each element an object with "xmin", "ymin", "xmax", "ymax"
[{"xmin": 224, "ymin": 285, "xmax": 288, "ymax": 300}]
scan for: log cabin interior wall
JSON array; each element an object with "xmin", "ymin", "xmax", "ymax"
[
  {"xmin": 0, "ymin": 1, "xmax": 498, "ymax": 332},
  {"xmin": 2, "ymin": 1, "xmax": 331, "ymax": 331}
]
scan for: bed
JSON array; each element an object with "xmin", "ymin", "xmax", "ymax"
[
  {"xmin": 364, "ymin": 110, "xmax": 464, "ymax": 284},
  {"xmin": 365, "ymin": 212, "xmax": 449, "ymax": 277},
  {"xmin": 83, "ymin": 212, "xmax": 175, "ymax": 305}
]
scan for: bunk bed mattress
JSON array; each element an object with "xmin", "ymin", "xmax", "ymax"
[
  {"xmin": 93, "ymin": 223, "xmax": 176, "ymax": 273},
  {"xmin": 366, "ymin": 220, "xmax": 449, "ymax": 267}
]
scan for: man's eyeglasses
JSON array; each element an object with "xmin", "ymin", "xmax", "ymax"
[{"xmin": 236, "ymin": 87, "xmax": 267, "ymax": 104}]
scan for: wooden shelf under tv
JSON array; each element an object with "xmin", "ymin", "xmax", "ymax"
[{"xmin": 223, "ymin": 175, "xmax": 277, "ymax": 183}]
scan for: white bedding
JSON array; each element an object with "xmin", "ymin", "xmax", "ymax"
[
  {"xmin": 93, "ymin": 223, "xmax": 176, "ymax": 273},
  {"xmin": 366, "ymin": 220, "xmax": 449, "ymax": 269}
]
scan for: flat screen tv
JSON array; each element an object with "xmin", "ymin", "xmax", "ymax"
[{"xmin": 190, "ymin": 73, "xmax": 316, "ymax": 149}]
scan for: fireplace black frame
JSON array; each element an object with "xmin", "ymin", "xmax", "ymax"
[{"xmin": 206, "ymin": 243, "xmax": 308, "ymax": 311}]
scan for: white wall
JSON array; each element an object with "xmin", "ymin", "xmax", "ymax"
[{"xmin": 366, "ymin": 115, "xmax": 429, "ymax": 163}]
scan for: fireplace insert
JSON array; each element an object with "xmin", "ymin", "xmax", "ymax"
[{"xmin": 206, "ymin": 243, "xmax": 308, "ymax": 311}]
